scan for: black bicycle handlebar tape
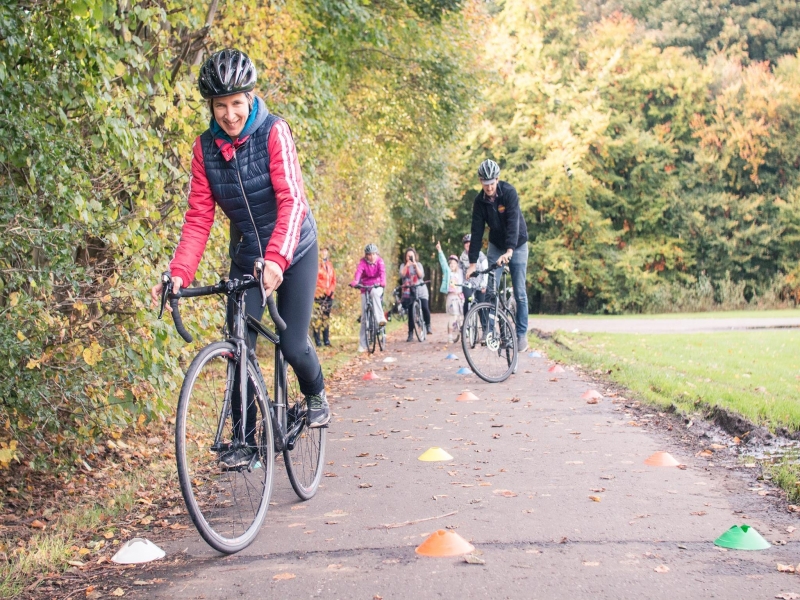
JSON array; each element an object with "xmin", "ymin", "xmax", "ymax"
[
  {"xmin": 266, "ymin": 295, "xmax": 286, "ymax": 332},
  {"xmin": 169, "ymin": 297, "xmax": 193, "ymax": 343}
]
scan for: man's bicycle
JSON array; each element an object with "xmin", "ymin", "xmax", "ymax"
[
  {"xmin": 461, "ymin": 263, "xmax": 518, "ymax": 383},
  {"xmin": 158, "ymin": 259, "xmax": 326, "ymax": 554},
  {"xmin": 403, "ymin": 281, "xmax": 429, "ymax": 342},
  {"xmin": 352, "ymin": 284, "xmax": 386, "ymax": 353}
]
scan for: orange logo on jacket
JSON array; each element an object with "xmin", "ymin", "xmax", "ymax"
[{"xmin": 498, "ymin": 205, "xmax": 506, "ymax": 213}]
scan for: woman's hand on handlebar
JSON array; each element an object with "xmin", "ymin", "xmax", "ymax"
[
  {"xmin": 255, "ymin": 260, "xmax": 283, "ymax": 296},
  {"xmin": 150, "ymin": 276, "xmax": 183, "ymax": 312}
]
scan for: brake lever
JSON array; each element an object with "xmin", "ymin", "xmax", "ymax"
[
  {"xmin": 158, "ymin": 271, "xmax": 171, "ymax": 320},
  {"xmin": 253, "ymin": 258, "xmax": 268, "ymax": 308}
]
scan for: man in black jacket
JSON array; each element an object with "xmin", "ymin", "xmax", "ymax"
[{"xmin": 465, "ymin": 159, "xmax": 530, "ymax": 352}]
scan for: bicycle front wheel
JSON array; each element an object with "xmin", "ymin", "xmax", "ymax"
[
  {"xmin": 279, "ymin": 350, "xmax": 326, "ymax": 500},
  {"xmin": 461, "ymin": 303, "xmax": 518, "ymax": 383},
  {"xmin": 176, "ymin": 342, "xmax": 275, "ymax": 554},
  {"xmin": 413, "ymin": 301, "xmax": 425, "ymax": 341},
  {"xmin": 366, "ymin": 307, "xmax": 377, "ymax": 354}
]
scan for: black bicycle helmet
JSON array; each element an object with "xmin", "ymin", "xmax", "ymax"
[
  {"xmin": 462, "ymin": 234, "xmax": 471, "ymax": 244},
  {"xmin": 365, "ymin": 243, "xmax": 378, "ymax": 254},
  {"xmin": 198, "ymin": 49, "xmax": 257, "ymax": 99},
  {"xmin": 477, "ymin": 159, "xmax": 500, "ymax": 182}
]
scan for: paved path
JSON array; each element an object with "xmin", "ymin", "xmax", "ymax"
[
  {"xmin": 138, "ymin": 315, "xmax": 798, "ymax": 599},
  {"xmin": 532, "ymin": 314, "xmax": 800, "ymax": 334}
]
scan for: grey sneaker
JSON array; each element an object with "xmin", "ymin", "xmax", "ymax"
[
  {"xmin": 306, "ymin": 390, "xmax": 330, "ymax": 428},
  {"xmin": 517, "ymin": 335, "xmax": 530, "ymax": 353},
  {"xmin": 218, "ymin": 445, "xmax": 256, "ymax": 470}
]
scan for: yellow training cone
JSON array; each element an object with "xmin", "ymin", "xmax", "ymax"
[{"xmin": 418, "ymin": 447, "xmax": 454, "ymax": 462}]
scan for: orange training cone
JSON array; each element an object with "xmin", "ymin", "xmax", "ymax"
[
  {"xmin": 456, "ymin": 391, "xmax": 479, "ymax": 402},
  {"xmin": 548, "ymin": 365, "xmax": 565, "ymax": 373},
  {"xmin": 644, "ymin": 451, "xmax": 681, "ymax": 467},
  {"xmin": 415, "ymin": 530, "xmax": 475, "ymax": 557},
  {"xmin": 362, "ymin": 371, "xmax": 378, "ymax": 381},
  {"xmin": 581, "ymin": 390, "xmax": 603, "ymax": 400}
]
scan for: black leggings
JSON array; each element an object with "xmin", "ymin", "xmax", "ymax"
[{"xmin": 228, "ymin": 242, "xmax": 324, "ymax": 443}]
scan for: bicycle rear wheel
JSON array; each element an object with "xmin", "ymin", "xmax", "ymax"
[
  {"xmin": 366, "ymin": 307, "xmax": 377, "ymax": 354},
  {"xmin": 378, "ymin": 324, "xmax": 386, "ymax": 351},
  {"xmin": 176, "ymin": 342, "xmax": 275, "ymax": 554},
  {"xmin": 461, "ymin": 303, "xmax": 518, "ymax": 383},
  {"xmin": 413, "ymin": 300, "xmax": 425, "ymax": 341},
  {"xmin": 279, "ymin": 349, "xmax": 326, "ymax": 500}
]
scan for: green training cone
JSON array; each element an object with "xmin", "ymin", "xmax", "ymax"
[{"xmin": 713, "ymin": 525, "xmax": 771, "ymax": 550}]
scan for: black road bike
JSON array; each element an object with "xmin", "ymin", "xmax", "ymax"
[
  {"xmin": 158, "ymin": 259, "xmax": 326, "ymax": 554},
  {"xmin": 352, "ymin": 284, "xmax": 386, "ymax": 353},
  {"xmin": 461, "ymin": 263, "xmax": 518, "ymax": 383}
]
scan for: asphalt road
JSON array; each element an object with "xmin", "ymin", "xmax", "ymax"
[{"xmin": 136, "ymin": 314, "xmax": 799, "ymax": 599}]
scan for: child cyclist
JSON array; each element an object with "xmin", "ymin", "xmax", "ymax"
[
  {"xmin": 350, "ymin": 244, "xmax": 386, "ymax": 352},
  {"xmin": 436, "ymin": 241, "xmax": 463, "ymax": 343}
]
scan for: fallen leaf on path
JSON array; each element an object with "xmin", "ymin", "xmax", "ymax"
[
  {"xmin": 30, "ymin": 520, "xmax": 45, "ymax": 530},
  {"xmin": 589, "ymin": 495, "xmax": 601, "ymax": 502},
  {"xmin": 583, "ymin": 561, "xmax": 600, "ymax": 566},
  {"xmin": 789, "ymin": 505, "xmax": 800, "ymax": 513},
  {"xmin": 359, "ymin": 483, "xmax": 372, "ymax": 489},
  {"xmin": 139, "ymin": 516, "xmax": 153, "ymax": 525},
  {"xmin": 324, "ymin": 472, "xmax": 337, "ymax": 477},
  {"xmin": 776, "ymin": 594, "xmax": 800, "ymax": 600},
  {"xmin": 464, "ymin": 554, "xmax": 485, "ymax": 565},
  {"xmin": 787, "ymin": 526, "xmax": 796, "ymax": 533},
  {"xmin": 777, "ymin": 564, "xmax": 796, "ymax": 573},
  {"xmin": 566, "ymin": 461, "xmax": 583, "ymax": 465},
  {"xmin": 287, "ymin": 523, "xmax": 305, "ymax": 528},
  {"xmin": 654, "ymin": 565, "xmax": 670, "ymax": 573},
  {"xmin": 273, "ymin": 573, "xmax": 296, "ymax": 581},
  {"xmin": 690, "ymin": 511, "xmax": 707, "ymax": 516},
  {"xmin": 600, "ymin": 475, "xmax": 615, "ymax": 480},
  {"xmin": 590, "ymin": 488, "xmax": 606, "ymax": 493},
  {"xmin": 103, "ymin": 531, "xmax": 115, "ymax": 539},
  {"xmin": 586, "ymin": 398, "xmax": 599, "ymax": 404},
  {"xmin": 67, "ymin": 560, "xmax": 85, "ymax": 567},
  {"xmin": 111, "ymin": 588, "xmax": 125, "ymax": 597},
  {"xmin": 357, "ymin": 452, "xmax": 369, "ymax": 457},
  {"xmin": 493, "ymin": 489, "xmax": 517, "ymax": 498},
  {"xmin": 325, "ymin": 510, "xmax": 348, "ymax": 517}
]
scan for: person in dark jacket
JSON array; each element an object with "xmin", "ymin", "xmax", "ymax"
[
  {"xmin": 150, "ymin": 49, "xmax": 330, "ymax": 469},
  {"xmin": 465, "ymin": 159, "xmax": 530, "ymax": 352}
]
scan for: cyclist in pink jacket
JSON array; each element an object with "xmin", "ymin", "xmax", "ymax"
[{"xmin": 350, "ymin": 244, "xmax": 386, "ymax": 352}]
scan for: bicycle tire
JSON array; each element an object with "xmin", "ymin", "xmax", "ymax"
[
  {"xmin": 452, "ymin": 313, "xmax": 463, "ymax": 344},
  {"xmin": 366, "ymin": 306, "xmax": 377, "ymax": 354},
  {"xmin": 461, "ymin": 303, "xmax": 518, "ymax": 383},
  {"xmin": 279, "ymin": 349, "xmax": 326, "ymax": 501},
  {"xmin": 176, "ymin": 341, "xmax": 275, "ymax": 554},
  {"xmin": 413, "ymin": 301, "xmax": 425, "ymax": 341},
  {"xmin": 377, "ymin": 323, "xmax": 386, "ymax": 351},
  {"xmin": 463, "ymin": 308, "xmax": 479, "ymax": 349}
]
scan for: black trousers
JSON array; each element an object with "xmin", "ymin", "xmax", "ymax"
[{"xmin": 228, "ymin": 242, "xmax": 325, "ymax": 444}]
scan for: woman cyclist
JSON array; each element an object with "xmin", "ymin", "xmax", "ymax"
[
  {"xmin": 149, "ymin": 49, "xmax": 330, "ymax": 469},
  {"xmin": 399, "ymin": 247, "xmax": 432, "ymax": 341},
  {"xmin": 350, "ymin": 244, "xmax": 386, "ymax": 352}
]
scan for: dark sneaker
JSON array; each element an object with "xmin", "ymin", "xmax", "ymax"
[
  {"xmin": 426, "ymin": 325, "xmax": 433, "ymax": 335},
  {"xmin": 406, "ymin": 332, "xmax": 414, "ymax": 342},
  {"xmin": 218, "ymin": 445, "xmax": 256, "ymax": 470},
  {"xmin": 324, "ymin": 340, "xmax": 332, "ymax": 347},
  {"xmin": 517, "ymin": 335, "xmax": 529, "ymax": 353},
  {"xmin": 306, "ymin": 390, "xmax": 330, "ymax": 428}
]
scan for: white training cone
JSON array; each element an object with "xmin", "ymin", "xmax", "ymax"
[{"xmin": 111, "ymin": 538, "xmax": 166, "ymax": 564}]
